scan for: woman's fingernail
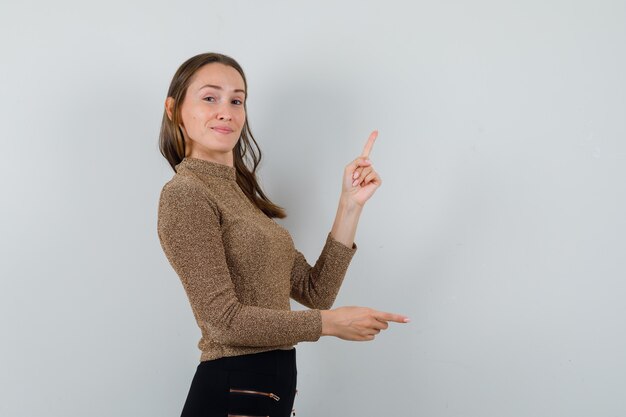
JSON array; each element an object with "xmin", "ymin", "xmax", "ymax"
[
  {"xmin": 353, "ymin": 171, "xmax": 360, "ymax": 179},
  {"xmin": 404, "ymin": 318, "xmax": 411, "ymax": 323},
  {"xmin": 352, "ymin": 179, "xmax": 359, "ymax": 187}
]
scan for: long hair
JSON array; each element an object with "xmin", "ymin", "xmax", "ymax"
[{"xmin": 159, "ymin": 52, "xmax": 286, "ymax": 219}]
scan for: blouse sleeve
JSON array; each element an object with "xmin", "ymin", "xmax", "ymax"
[
  {"xmin": 157, "ymin": 179, "xmax": 322, "ymax": 348},
  {"xmin": 290, "ymin": 232, "xmax": 358, "ymax": 310}
]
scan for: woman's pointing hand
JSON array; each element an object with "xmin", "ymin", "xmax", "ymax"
[
  {"xmin": 342, "ymin": 130, "xmax": 382, "ymax": 207},
  {"xmin": 321, "ymin": 306, "xmax": 409, "ymax": 341}
]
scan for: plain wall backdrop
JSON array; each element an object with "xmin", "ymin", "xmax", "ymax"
[{"xmin": 1, "ymin": 1, "xmax": 625, "ymax": 416}]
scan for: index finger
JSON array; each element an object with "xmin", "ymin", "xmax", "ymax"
[
  {"xmin": 373, "ymin": 310, "xmax": 410, "ymax": 324},
  {"xmin": 361, "ymin": 130, "xmax": 378, "ymax": 158}
]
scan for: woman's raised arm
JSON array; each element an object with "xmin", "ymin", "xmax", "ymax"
[{"xmin": 330, "ymin": 130, "xmax": 381, "ymax": 247}]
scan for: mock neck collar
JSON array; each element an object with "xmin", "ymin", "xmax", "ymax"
[{"xmin": 175, "ymin": 157, "xmax": 236, "ymax": 181}]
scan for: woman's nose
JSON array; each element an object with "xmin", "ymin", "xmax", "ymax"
[{"xmin": 216, "ymin": 102, "xmax": 232, "ymax": 121}]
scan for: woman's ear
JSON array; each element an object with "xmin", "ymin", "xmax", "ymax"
[{"xmin": 165, "ymin": 97, "xmax": 175, "ymax": 121}]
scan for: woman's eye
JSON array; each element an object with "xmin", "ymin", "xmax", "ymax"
[
  {"xmin": 232, "ymin": 99, "xmax": 243, "ymax": 105},
  {"xmin": 203, "ymin": 96, "xmax": 216, "ymax": 102}
]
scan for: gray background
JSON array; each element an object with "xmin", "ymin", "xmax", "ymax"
[{"xmin": 1, "ymin": 1, "xmax": 625, "ymax": 416}]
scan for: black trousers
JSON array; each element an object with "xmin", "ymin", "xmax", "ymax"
[{"xmin": 180, "ymin": 348, "xmax": 298, "ymax": 417}]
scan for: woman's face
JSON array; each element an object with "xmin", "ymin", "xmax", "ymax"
[{"xmin": 173, "ymin": 63, "xmax": 247, "ymax": 164}]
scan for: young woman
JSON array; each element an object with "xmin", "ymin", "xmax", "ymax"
[{"xmin": 157, "ymin": 52, "xmax": 408, "ymax": 417}]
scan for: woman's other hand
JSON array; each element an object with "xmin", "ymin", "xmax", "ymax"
[
  {"xmin": 341, "ymin": 130, "xmax": 382, "ymax": 207},
  {"xmin": 320, "ymin": 306, "xmax": 409, "ymax": 341}
]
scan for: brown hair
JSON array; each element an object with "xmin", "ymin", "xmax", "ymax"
[{"xmin": 159, "ymin": 52, "xmax": 286, "ymax": 219}]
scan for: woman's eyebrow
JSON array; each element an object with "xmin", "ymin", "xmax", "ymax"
[{"xmin": 198, "ymin": 83, "xmax": 246, "ymax": 94}]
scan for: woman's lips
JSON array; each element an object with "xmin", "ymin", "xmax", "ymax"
[{"xmin": 211, "ymin": 126, "xmax": 233, "ymax": 134}]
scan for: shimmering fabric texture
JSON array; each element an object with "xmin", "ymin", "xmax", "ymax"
[{"xmin": 158, "ymin": 157, "xmax": 357, "ymax": 361}]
